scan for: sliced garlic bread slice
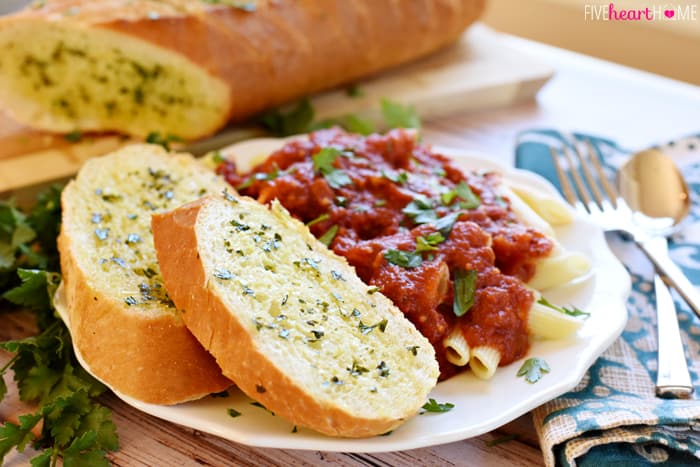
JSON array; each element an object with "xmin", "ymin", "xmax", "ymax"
[
  {"xmin": 58, "ymin": 144, "xmax": 231, "ymax": 404},
  {"xmin": 152, "ymin": 194, "xmax": 439, "ymax": 437}
]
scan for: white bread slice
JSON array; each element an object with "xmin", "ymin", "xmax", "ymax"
[
  {"xmin": 152, "ymin": 194, "xmax": 439, "ymax": 437},
  {"xmin": 58, "ymin": 144, "xmax": 232, "ymax": 404}
]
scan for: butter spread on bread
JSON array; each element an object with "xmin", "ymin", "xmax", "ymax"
[
  {"xmin": 0, "ymin": 0, "xmax": 485, "ymax": 139},
  {"xmin": 152, "ymin": 194, "xmax": 439, "ymax": 437},
  {"xmin": 58, "ymin": 144, "xmax": 232, "ymax": 404}
]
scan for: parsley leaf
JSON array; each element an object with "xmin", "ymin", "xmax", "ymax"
[
  {"xmin": 381, "ymin": 170, "xmax": 408, "ymax": 185},
  {"xmin": 384, "ymin": 249, "xmax": 422, "ymax": 269},
  {"xmin": 312, "ymin": 114, "xmax": 376, "ymax": 136},
  {"xmin": 3, "ymin": 269, "xmax": 61, "ymax": 313},
  {"xmin": 381, "ymin": 98, "xmax": 421, "ymax": 129},
  {"xmin": 421, "ymin": 398, "xmax": 454, "ymax": 413},
  {"xmin": 537, "ymin": 297, "xmax": 590, "ymax": 318},
  {"xmin": 453, "ymin": 269, "xmax": 477, "ymax": 317},
  {"xmin": 145, "ymin": 132, "xmax": 183, "ymax": 151},
  {"xmin": 434, "ymin": 211, "xmax": 462, "ymax": 237},
  {"xmin": 318, "ymin": 225, "xmax": 338, "ymax": 247},
  {"xmin": 402, "ymin": 195, "xmax": 437, "ymax": 225},
  {"xmin": 312, "ymin": 148, "xmax": 352, "ymax": 189},
  {"xmin": 258, "ymin": 98, "xmax": 314, "ymax": 136},
  {"xmin": 517, "ymin": 357, "xmax": 550, "ymax": 383},
  {"xmin": 0, "ymin": 188, "xmax": 119, "ymax": 465},
  {"xmin": 415, "ymin": 232, "xmax": 445, "ymax": 253},
  {"xmin": 455, "ymin": 181, "xmax": 481, "ymax": 209}
]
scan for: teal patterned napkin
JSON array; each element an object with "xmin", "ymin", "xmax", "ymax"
[{"xmin": 515, "ymin": 130, "xmax": 700, "ymax": 467}]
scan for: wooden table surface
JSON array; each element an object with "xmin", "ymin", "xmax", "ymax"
[{"xmin": 2, "ymin": 31, "xmax": 700, "ymax": 467}]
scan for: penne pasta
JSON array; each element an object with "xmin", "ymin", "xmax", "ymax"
[
  {"xmin": 527, "ymin": 247, "xmax": 591, "ymax": 290},
  {"xmin": 528, "ymin": 300, "xmax": 585, "ymax": 339},
  {"xmin": 469, "ymin": 346, "xmax": 500, "ymax": 380},
  {"xmin": 498, "ymin": 184, "xmax": 556, "ymax": 237},
  {"xmin": 443, "ymin": 327, "xmax": 470, "ymax": 366},
  {"xmin": 509, "ymin": 183, "xmax": 574, "ymax": 226}
]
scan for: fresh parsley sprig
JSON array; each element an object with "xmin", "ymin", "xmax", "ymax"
[{"xmin": 0, "ymin": 188, "xmax": 119, "ymax": 466}]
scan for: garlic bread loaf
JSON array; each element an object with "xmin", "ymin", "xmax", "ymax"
[
  {"xmin": 58, "ymin": 144, "xmax": 232, "ymax": 404},
  {"xmin": 0, "ymin": 0, "xmax": 484, "ymax": 139},
  {"xmin": 152, "ymin": 194, "xmax": 439, "ymax": 437}
]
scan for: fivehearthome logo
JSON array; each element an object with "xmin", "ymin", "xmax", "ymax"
[{"xmin": 584, "ymin": 3, "xmax": 698, "ymax": 20}]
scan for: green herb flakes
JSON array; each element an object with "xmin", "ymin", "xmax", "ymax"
[
  {"xmin": 517, "ymin": 358, "xmax": 550, "ymax": 383},
  {"xmin": 318, "ymin": 225, "xmax": 338, "ymax": 247},
  {"xmin": 384, "ymin": 249, "xmax": 422, "ymax": 269},
  {"xmin": 227, "ymin": 408, "xmax": 242, "ymax": 418},
  {"xmin": 381, "ymin": 98, "xmax": 421, "ymax": 129},
  {"xmin": 453, "ymin": 269, "xmax": 477, "ymax": 317},
  {"xmin": 415, "ymin": 232, "xmax": 445, "ymax": 253},
  {"xmin": 421, "ymin": 398, "xmax": 454, "ymax": 413},
  {"xmin": 537, "ymin": 297, "xmax": 590, "ymax": 318}
]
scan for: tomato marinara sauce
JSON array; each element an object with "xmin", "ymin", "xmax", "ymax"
[{"xmin": 218, "ymin": 128, "xmax": 554, "ymax": 378}]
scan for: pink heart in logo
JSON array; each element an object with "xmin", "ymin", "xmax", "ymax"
[{"xmin": 664, "ymin": 9, "xmax": 675, "ymax": 18}]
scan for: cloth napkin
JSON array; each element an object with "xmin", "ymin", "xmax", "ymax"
[{"xmin": 515, "ymin": 130, "xmax": 700, "ymax": 467}]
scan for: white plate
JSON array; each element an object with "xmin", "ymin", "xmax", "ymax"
[{"xmin": 59, "ymin": 142, "xmax": 630, "ymax": 453}]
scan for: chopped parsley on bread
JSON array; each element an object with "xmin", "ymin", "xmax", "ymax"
[
  {"xmin": 152, "ymin": 194, "xmax": 439, "ymax": 437},
  {"xmin": 57, "ymin": 144, "xmax": 232, "ymax": 404}
]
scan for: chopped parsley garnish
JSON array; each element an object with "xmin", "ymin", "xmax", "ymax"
[
  {"xmin": 318, "ymin": 225, "xmax": 338, "ymax": 247},
  {"xmin": 415, "ymin": 232, "xmax": 445, "ymax": 253},
  {"xmin": 402, "ymin": 195, "xmax": 437, "ymax": 224},
  {"xmin": 257, "ymin": 98, "xmax": 314, "ymax": 136},
  {"xmin": 64, "ymin": 130, "xmax": 82, "ymax": 142},
  {"xmin": 236, "ymin": 168, "xmax": 280, "ymax": 190},
  {"xmin": 227, "ymin": 408, "xmax": 242, "ymax": 418},
  {"xmin": 407, "ymin": 345, "xmax": 419, "ymax": 356},
  {"xmin": 125, "ymin": 233, "xmax": 141, "ymax": 244},
  {"xmin": 376, "ymin": 361, "xmax": 390, "ymax": 377},
  {"xmin": 384, "ymin": 249, "xmax": 422, "ymax": 269},
  {"xmin": 381, "ymin": 98, "xmax": 421, "ymax": 129},
  {"xmin": 306, "ymin": 213, "xmax": 329, "ymax": 227},
  {"xmin": 453, "ymin": 269, "xmax": 477, "ymax": 317},
  {"xmin": 434, "ymin": 211, "xmax": 462, "ymax": 237},
  {"xmin": 381, "ymin": 169, "xmax": 408, "ymax": 185},
  {"xmin": 421, "ymin": 398, "xmax": 455, "ymax": 413},
  {"xmin": 94, "ymin": 228, "xmax": 109, "ymax": 240},
  {"xmin": 145, "ymin": 131, "xmax": 183, "ymax": 151},
  {"xmin": 347, "ymin": 361, "xmax": 369, "ymax": 377},
  {"xmin": 312, "ymin": 148, "xmax": 352, "ymax": 189},
  {"xmin": 358, "ymin": 319, "xmax": 388, "ymax": 335},
  {"xmin": 537, "ymin": 297, "xmax": 590, "ymax": 318},
  {"xmin": 346, "ymin": 84, "xmax": 363, "ymax": 97},
  {"xmin": 455, "ymin": 181, "xmax": 481, "ymax": 209},
  {"xmin": 517, "ymin": 358, "xmax": 550, "ymax": 383},
  {"xmin": 213, "ymin": 269, "xmax": 233, "ymax": 280},
  {"xmin": 367, "ymin": 285, "xmax": 380, "ymax": 294}
]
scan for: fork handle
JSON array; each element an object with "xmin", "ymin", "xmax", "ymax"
[{"xmin": 639, "ymin": 238, "xmax": 700, "ymax": 319}]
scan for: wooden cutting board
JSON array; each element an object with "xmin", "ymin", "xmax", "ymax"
[{"xmin": 0, "ymin": 24, "xmax": 552, "ymax": 202}]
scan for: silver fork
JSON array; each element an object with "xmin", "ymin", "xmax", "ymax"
[{"xmin": 550, "ymin": 138, "xmax": 694, "ymax": 399}]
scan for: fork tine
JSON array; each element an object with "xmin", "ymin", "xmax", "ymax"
[
  {"xmin": 549, "ymin": 146, "xmax": 585, "ymax": 212},
  {"xmin": 561, "ymin": 143, "xmax": 594, "ymax": 211},
  {"xmin": 584, "ymin": 138, "xmax": 619, "ymax": 208},
  {"xmin": 572, "ymin": 139, "xmax": 605, "ymax": 210}
]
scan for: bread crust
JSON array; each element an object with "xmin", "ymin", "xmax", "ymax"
[
  {"xmin": 0, "ymin": 0, "xmax": 485, "ymax": 136},
  {"xmin": 57, "ymin": 150, "xmax": 232, "ymax": 405},
  {"xmin": 153, "ymin": 198, "xmax": 426, "ymax": 437}
]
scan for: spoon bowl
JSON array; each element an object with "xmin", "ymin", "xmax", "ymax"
[{"xmin": 617, "ymin": 148, "xmax": 691, "ymax": 235}]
